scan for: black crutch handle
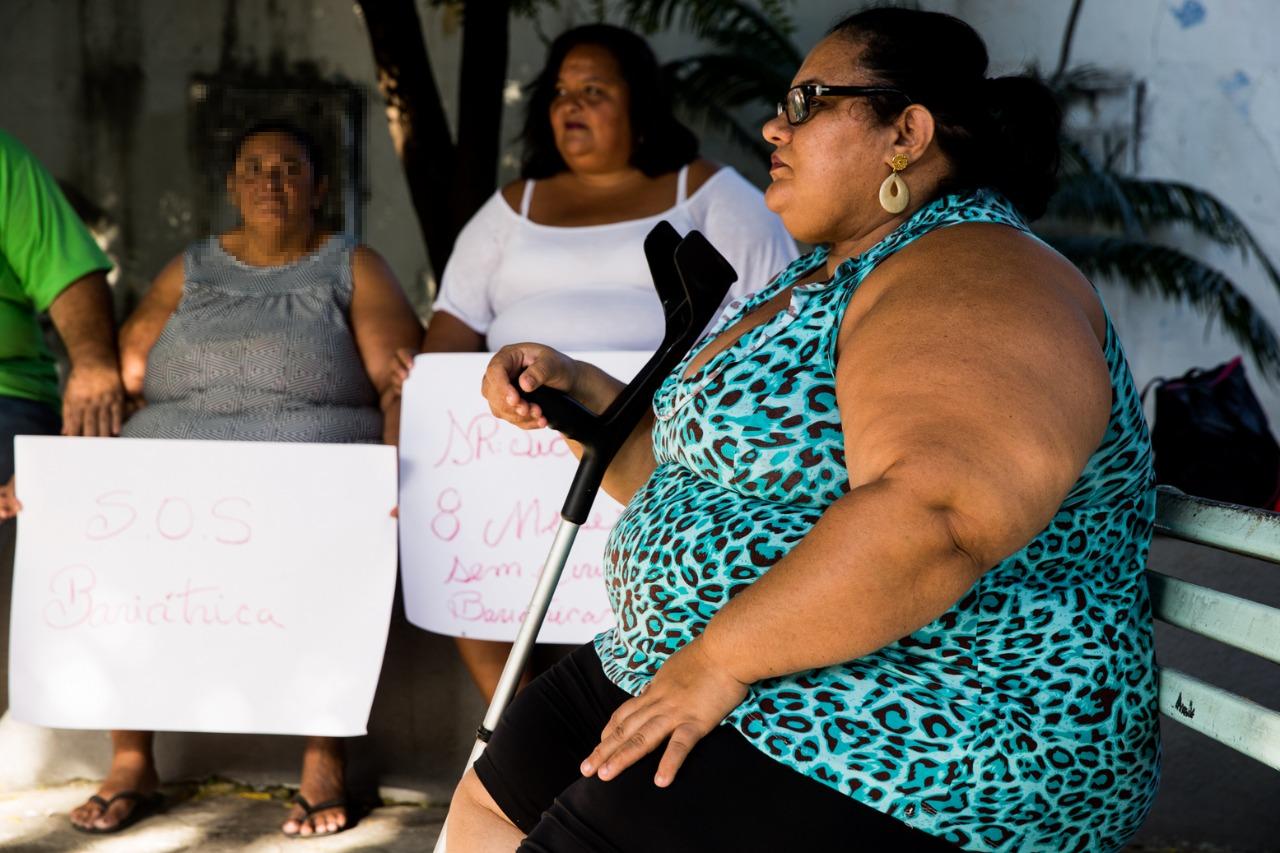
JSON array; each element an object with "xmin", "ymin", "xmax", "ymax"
[
  {"xmin": 522, "ymin": 385, "xmax": 597, "ymax": 443},
  {"xmin": 518, "ymin": 221, "xmax": 736, "ymax": 523}
]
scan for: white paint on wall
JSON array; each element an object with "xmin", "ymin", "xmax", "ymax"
[
  {"xmin": 5, "ymin": 0, "xmax": 1278, "ymax": 418},
  {"xmin": 951, "ymin": 0, "xmax": 1280, "ymax": 417}
]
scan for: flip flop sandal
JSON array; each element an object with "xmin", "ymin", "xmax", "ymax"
[
  {"xmin": 71, "ymin": 790, "xmax": 165, "ymax": 834},
  {"xmin": 283, "ymin": 794, "xmax": 351, "ymax": 838}
]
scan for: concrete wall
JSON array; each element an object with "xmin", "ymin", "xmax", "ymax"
[
  {"xmin": 788, "ymin": 0, "xmax": 1280, "ymax": 423},
  {"xmin": 11, "ymin": 2, "xmax": 1275, "ymax": 395},
  {"xmin": 3, "ymin": 0, "xmax": 1280, "ymax": 847},
  {"xmin": 3, "ymin": 0, "xmax": 517, "ymax": 316},
  {"xmin": 0, "ymin": 0, "xmax": 571, "ymax": 807},
  {"xmin": 953, "ymin": 0, "xmax": 1280, "ymax": 422}
]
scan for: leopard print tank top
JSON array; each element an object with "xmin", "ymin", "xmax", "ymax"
[{"xmin": 594, "ymin": 189, "xmax": 1160, "ymax": 851}]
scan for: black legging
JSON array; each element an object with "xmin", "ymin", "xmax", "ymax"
[{"xmin": 474, "ymin": 643, "xmax": 958, "ymax": 852}]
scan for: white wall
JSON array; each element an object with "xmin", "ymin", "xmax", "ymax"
[
  {"xmin": 0, "ymin": 0, "xmax": 576, "ymax": 316},
  {"xmin": 3, "ymin": 0, "xmax": 1279, "ymax": 845},
  {"xmin": 964, "ymin": 0, "xmax": 1280, "ymax": 415},
  {"xmin": 783, "ymin": 0, "xmax": 1280, "ymax": 418},
  {"xmin": 7, "ymin": 0, "xmax": 1279, "ymax": 404}
]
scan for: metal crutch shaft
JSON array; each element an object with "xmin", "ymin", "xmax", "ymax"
[
  {"xmin": 474, "ymin": 520, "xmax": 580, "ymax": 750},
  {"xmin": 432, "ymin": 224, "xmax": 736, "ymax": 852}
]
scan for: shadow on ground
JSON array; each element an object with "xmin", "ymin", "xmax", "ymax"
[
  {"xmin": 0, "ymin": 778, "xmax": 1262, "ymax": 852},
  {"xmin": 0, "ymin": 778, "xmax": 445, "ymax": 852}
]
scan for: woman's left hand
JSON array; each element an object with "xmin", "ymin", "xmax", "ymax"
[
  {"xmin": 580, "ymin": 639, "xmax": 749, "ymax": 788},
  {"xmin": 0, "ymin": 476, "xmax": 22, "ymax": 521}
]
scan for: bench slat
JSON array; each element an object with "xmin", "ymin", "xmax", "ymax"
[
  {"xmin": 1147, "ymin": 571, "xmax": 1280, "ymax": 665},
  {"xmin": 1157, "ymin": 666, "xmax": 1280, "ymax": 770},
  {"xmin": 1156, "ymin": 486, "xmax": 1280, "ymax": 563}
]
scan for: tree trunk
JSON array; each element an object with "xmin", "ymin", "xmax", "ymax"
[
  {"xmin": 451, "ymin": 0, "xmax": 512, "ymax": 239},
  {"xmin": 356, "ymin": 0, "xmax": 458, "ymax": 279}
]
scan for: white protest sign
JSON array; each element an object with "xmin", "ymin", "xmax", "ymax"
[
  {"xmin": 9, "ymin": 436, "xmax": 397, "ymax": 737},
  {"xmin": 398, "ymin": 352, "xmax": 646, "ymax": 643}
]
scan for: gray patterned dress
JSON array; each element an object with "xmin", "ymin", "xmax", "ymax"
[{"xmin": 122, "ymin": 234, "xmax": 382, "ymax": 443}]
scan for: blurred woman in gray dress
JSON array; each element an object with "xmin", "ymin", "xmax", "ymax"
[{"xmin": 67, "ymin": 122, "xmax": 422, "ymax": 838}]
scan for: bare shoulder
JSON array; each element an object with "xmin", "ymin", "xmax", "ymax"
[
  {"xmin": 149, "ymin": 252, "xmax": 186, "ymax": 299},
  {"xmin": 123, "ymin": 251, "xmax": 185, "ymax": 331},
  {"xmin": 349, "ymin": 245, "xmax": 419, "ymax": 334},
  {"xmin": 836, "ymin": 221, "xmax": 1112, "ymax": 496},
  {"xmin": 500, "ymin": 179, "xmax": 526, "ymax": 212},
  {"xmin": 856, "ymin": 222, "xmax": 1103, "ymax": 341},
  {"xmin": 352, "ymin": 244, "xmax": 398, "ymax": 284},
  {"xmin": 685, "ymin": 158, "xmax": 723, "ymax": 194},
  {"xmin": 352, "ymin": 243, "xmax": 386, "ymax": 269},
  {"xmin": 837, "ymin": 220, "xmax": 1112, "ymax": 433},
  {"xmin": 156, "ymin": 250, "xmax": 185, "ymax": 280}
]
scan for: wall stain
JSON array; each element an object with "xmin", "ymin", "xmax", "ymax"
[
  {"xmin": 1219, "ymin": 70, "xmax": 1252, "ymax": 119},
  {"xmin": 1170, "ymin": 0, "xmax": 1206, "ymax": 29},
  {"xmin": 75, "ymin": 0, "xmax": 145, "ymax": 309},
  {"xmin": 218, "ymin": 0, "xmax": 239, "ymax": 71}
]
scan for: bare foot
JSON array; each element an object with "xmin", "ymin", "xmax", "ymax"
[
  {"xmin": 69, "ymin": 751, "xmax": 159, "ymax": 832},
  {"xmin": 282, "ymin": 737, "xmax": 348, "ymax": 836}
]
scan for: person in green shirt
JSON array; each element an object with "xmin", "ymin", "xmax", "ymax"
[{"xmin": 0, "ymin": 129, "xmax": 124, "ymax": 515}]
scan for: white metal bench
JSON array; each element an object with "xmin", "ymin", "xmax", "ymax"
[{"xmin": 1149, "ymin": 485, "xmax": 1280, "ymax": 770}]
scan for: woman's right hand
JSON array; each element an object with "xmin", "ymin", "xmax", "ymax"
[
  {"xmin": 0, "ymin": 476, "xmax": 21, "ymax": 521},
  {"xmin": 481, "ymin": 343, "xmax": 580, "ymax": 430},
  {"xmin": 389, "ymin": 348, "xmax": 418, "ymax": 396}
]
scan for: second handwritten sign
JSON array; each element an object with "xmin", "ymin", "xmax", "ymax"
[
  {"xmin": 10, "ymin": 436, "xmax": 398, "ymax": 736},
  {"xmin": 398, "ymin": 352, "xmax": 646, "ymax": 643}
]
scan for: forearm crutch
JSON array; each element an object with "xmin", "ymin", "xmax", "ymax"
[{"xmin": 433, "ymin": 222, "xmax": 735, "ymax": 851}]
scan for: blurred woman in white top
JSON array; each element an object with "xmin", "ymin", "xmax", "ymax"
[{"xmin": 395, "ymin": 23, "xmax": 796, "ymax": 701}]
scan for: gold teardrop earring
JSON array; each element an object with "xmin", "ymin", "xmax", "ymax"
[{"xmin": 878, "ymin": 153, "xmax": 910, "ymax": 214}]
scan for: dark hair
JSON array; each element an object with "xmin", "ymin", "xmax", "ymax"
[
  {"xmin": 829, "ymin": 8, "xmax": 1060, "ymax": 220},
  {"xmin": 229, "ymin": 120, "xmax": 325, "ymax": 186},
  {"xmin": 520, "ymin": 24, "xmax": 698, "ymax": 179}
]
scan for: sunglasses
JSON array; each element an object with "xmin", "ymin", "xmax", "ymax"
[{"xmin": 776, "ymin": 84, "xmax": 910, "ymax": 126}]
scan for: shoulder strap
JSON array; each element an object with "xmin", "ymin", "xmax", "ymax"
[
  {"xmin": 520, "ymin": 179, "xmax": 535, "ymax": 218},
  {"xmin": 675, "ymin": 164, "xmax": 690, "ymax": 204},
  {"xmin": 856, "ymin": 189, "xmax": 1030, "ymax": 276},
  {"xmin": 182, "ymin": 241, "xmax": 201, "ymax": 284}
]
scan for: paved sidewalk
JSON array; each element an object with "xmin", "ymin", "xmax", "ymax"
[
  {"xmin": 0, "ymin": 780, "xmax": 445, "ymax": 852},
  {"xmin": 0, "ymin": 780, "xmax": 1248, "ymax": 852}
]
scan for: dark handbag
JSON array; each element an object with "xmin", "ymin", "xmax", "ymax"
[{"xmin": 1145, "ymin": 357, "xmax": 1280, "ymax": 508}]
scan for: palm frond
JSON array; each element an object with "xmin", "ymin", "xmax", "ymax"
[
  {"xmin": 628, "ymin": 1, "xmax": 799, "ymax": 169},
  {"xmin": 1058, "ymin": 135, "xmax": 1107, "ymax": 176},
  {"xmin": 683, "ymin": 100, "xmax": 772, "ymax": 165},
  {"xmin": 619, "ymin": 0, "xmax": 711, "ymax": 32},
  {"xmin": 1048, "ymin": 136, "xmax": 1280, "ymax": 294},
  {"xmin": 619, "ymin": 0, "xmax": 801, "ymax": 68},
  {"xmin": 507, "ymin": 0, "xmax": 554, "ymax": 16},
  {"xmin": 1049, "ymin": 139, "xmax": 1143, "ymax": 237},
  {"xmin": 1045, "ymin": 64, "xmax": 1133, "ymax": 109},
  {"xmin": 663, "ymin": 53, "xmax": 792, "ymax": 109},
  {"xmin": 1044, "ymin": 234, "xmax": 1280, "ymax": 378},
  {"xmin": 756, "ymin": 0, "xmax": 796, "ymax": 34},
  {"xmin": 1113, "ymin": 178, "xmax": 1280, "ymax": 289},
  {"xmin": 664, "ymin": 60, "xmax": 772, "ymax": 164},
  {"xmin": 1056, "ymin": 134, "xmax": 1094, "ymax": 177}
]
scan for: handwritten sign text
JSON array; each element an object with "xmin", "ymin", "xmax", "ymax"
[
  {"xmin": 398, "ymin": 352, "xmax": 645, "ymax": 643},
  {"xmin": 10, "ymin": 437, "xmax": 397, "ymax": 736}
]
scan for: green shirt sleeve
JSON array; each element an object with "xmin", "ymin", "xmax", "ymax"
[{"xmin": 0, "ymin": 130, "xmax": 112, "ymax": 312}]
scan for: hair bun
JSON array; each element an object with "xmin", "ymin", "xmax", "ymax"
[{"xmin": 976, "ymin": 76, "xmax": 1062, "ymax": 219}]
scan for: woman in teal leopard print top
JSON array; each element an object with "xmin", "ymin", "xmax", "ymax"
[{"xmin": 450, "ymin": 8, "xmax": 1160, "ymax": 852}]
